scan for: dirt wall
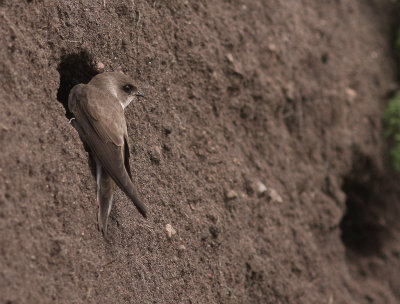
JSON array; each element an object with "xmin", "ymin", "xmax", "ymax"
[{"xmin": 1, "ymin": 0, "xmax": 400, "ymax": 303}]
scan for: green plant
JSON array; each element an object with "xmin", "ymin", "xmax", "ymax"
[
  {"xmin": 383, "ymin": 18, "xmax": 400, "ymax": 170},
  {"xmin": 384, "ymin": 91, "xmax": 400, "ymax": 170}
]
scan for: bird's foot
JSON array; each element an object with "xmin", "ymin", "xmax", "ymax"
[{"xmin": 97, "ymin": 210, "xmax": 110, "ymax": 241}]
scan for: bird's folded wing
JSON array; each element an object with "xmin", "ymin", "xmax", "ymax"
[
  {"xmin": 69, "ymin": 84, "xmax": 125, "ymax": 147},
  {"xmin": 69, "ymin": 85, "xmax": 147, "ymax": 217}
]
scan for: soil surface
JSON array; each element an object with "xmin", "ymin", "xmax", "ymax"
[{"xmin": 1, "ymin": 0, "xmax": 400, "ymax": 303}]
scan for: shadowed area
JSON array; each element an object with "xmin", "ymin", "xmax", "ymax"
[
  {"xmin": 56, "ymin": 50, "xmax": 98, "ymax": 119},
  {"xmin": 340, "ymin": 153, "xmax": 387, "ymax": 256},
  {"xmin": 57, "ymin": 50, "xmax": 99, "ymax": 176}
]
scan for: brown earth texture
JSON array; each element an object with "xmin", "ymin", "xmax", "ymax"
[{"xmin": 1, "ymin": 0, "xmax": 400, "ymax": 303}]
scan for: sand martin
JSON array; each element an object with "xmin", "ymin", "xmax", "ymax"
[{"xmin": 68, "ymin": 72, "xmax": 147, "ymax": 237}]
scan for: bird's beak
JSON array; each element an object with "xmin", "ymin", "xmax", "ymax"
[{"xmin": 136, "ymin": 92, "xmax": 145, "ymax": 98}]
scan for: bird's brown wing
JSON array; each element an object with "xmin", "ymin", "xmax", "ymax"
[
  {"xmin": 68, "ymin": 84, "xmax": 147, "ymax": 217},
  {"xmin": 69, "ymin": 84, "xmax": 125, "ymax": 146}
]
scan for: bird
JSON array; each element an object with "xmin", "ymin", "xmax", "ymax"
[{"xmin": 68, "ymin": 72, "xmax": 147, "ymax": 238}]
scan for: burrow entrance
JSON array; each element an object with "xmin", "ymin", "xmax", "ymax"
[
  {"xmin": 339, "ymin": 152, "xmax": 391, "ymax": 256},
  {"xmin": 57, "ymin": 50, "xmax": 99, "ymax": 177},
  {"xmin": 56, "ymin": 50, "xmax": 98, "ymax": 119}
]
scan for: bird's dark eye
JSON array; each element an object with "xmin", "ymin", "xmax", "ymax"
[{"xmin": 122, "ymin": 84, "xmax": 135, "ymax": 94}]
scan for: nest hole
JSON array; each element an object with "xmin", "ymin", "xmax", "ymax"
[
  {"xmin": 339, "ymin": 153, "xmax": 388, "ymax": 256},
  {"xmin": 56, "ymin": 50, "xmax": 98, "ymax": 119}
]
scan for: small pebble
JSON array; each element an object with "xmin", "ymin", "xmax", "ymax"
[
  {"xmin": 345, "ymin": 88, "xmax": 357, "ymax": 104},
  {"xmin": 226, "ymin": 53, "xmax": 234, "ymax": 63},
  {"xmin": 149, "ymin": 146, "xmax": 162, "ymax": 165},
  {"xmin": 284, "ymin": 82, "xmax": 295, "ymax": 101},
  {"xmin": 96, "ymin": 62, "xmax": 105, "ymax": 72},
  {"xmin": 178, "ymin": 244, "xmax": 186, "ymax": 251},
  {"xmin": 165, "ymin": 224, "xmax": 176, "ymax": 239},
  {"xmin": 267, "ymin": 43, "xmax": 277, "ymax": 53},
  {"xmin": 268, "ymin": 188, "xmax": 283, "ymax": 203},
  {"xmin": 255, "ymin": 181, "xmax": 267, "ymax": 196},
  {"xmin": 225, "ymin": 189, "xmax": 238, "ymax": 200}
]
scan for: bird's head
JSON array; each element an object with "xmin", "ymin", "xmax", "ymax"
[{"xmin": 89, "ymin": 72, "xmax": 144, "ymax": 109}]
